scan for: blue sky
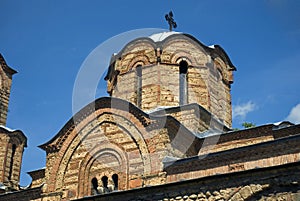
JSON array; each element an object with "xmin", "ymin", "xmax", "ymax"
[{"xmin": 0, "ymin": 0, "xmax": 299, "ymax": 186}]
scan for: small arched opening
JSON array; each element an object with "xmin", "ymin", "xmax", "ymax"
[
  {"xmin": 136, "ymin": 65, "xmax": 142, "ymax": 108},
  {"xmin": 101, "ymin": 176, "xmax": 109, "ymax": 193},
  {"xmin": 179, "ymin": 60, "xmax": 188, "ymax": 105},
  {"xmin": 91, "ymin": 177, "xmax": 99, "ymax": 195},
  {"xmin": 112, "ymin": 174, "xmax": 118, "ymax": 191},
  {"xmin": 8, "ymin": 144, "xmax": 16, "ymax": 180}
]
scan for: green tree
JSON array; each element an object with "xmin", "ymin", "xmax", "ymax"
[{"xmin": 242, "ymin": 122, "xmax": 256, "ymax": 128}]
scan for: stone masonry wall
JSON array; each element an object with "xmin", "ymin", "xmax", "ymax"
[
  {"xmin": 74, "ymin": 161, "xmax": 300, "ymax": 201},
  {"xmin": 0, "ymin": 58, "xmax": 15, "ymax": 126},
  {"xmin": 0, "ymin": 186, "xmax": 42, "ymax": 201},
  {"xmin": 109, "ymin": 34, "xmax": 234, "ymax": 128},
  {"xmin": 0, "ymin": 134, "xmax": 9, "ymax": 184},
  {"xmin": 165, "ymin": 134, "xmax": 300, "ymax": 183},
  {"xmin": 0, "ymin": 130, "xmax": 26, "ymax": 191},
  {"xmin": 40, "ymin": 103, "xmax": 190, "ymax": 201}
]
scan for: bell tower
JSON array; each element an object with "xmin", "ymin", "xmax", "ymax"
[{"xmin": 0, "ymin": 54, "xmax": 27, "ymax": 192}]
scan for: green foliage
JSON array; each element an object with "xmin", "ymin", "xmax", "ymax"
[
  {"xmin": 242, "ymin": 122, "xmax": 256, "ymax": 128},
  {"xmin": 232, "ymin": 122, "xmax": 256, "ymax": 131}
]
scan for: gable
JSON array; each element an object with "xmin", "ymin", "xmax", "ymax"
[{"xmin": 39, "ymin": 97, "xmax": 201, "ymax": 199}]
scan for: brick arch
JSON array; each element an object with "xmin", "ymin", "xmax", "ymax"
[
  {"xmin": 118, "ymin": 51, "xmax": 153, "ymax": 75},
  {"xmin": 118, "ymin": 38, "xmax": 156, "ymax": 57},
  {"xmin": 169, "ymin": 50, "xmax": 195, "ymax": 66},
  {"xmin": 96, "ymin": 113, "xmax": 151, "ymax": 172},
  {"xmin": 39, "ymin": 98, "xmax": 153, "ymax": 192},
  {"xmin": 214, "ymin": 58, "xmax": 225, "ymax": 79},
  {"xmin": 161, "ymin": 34, "xmax": 207, "ymax": 51},
  {"xmin": 8, "ymin": 137, "xmax": 22, "ymax": 146},
  {"xmin": 214, "ymin": 57, "xmax": 232, "ymax": 85},
  {"xmin": 116, "ymin": 39, "xmax": 156, "ymax": 75},
  {"xmin": 127, "ymin": 55, "xmax": 150, "ymax": 70},
  {"xmin": 77, "ymin": 143, "xmax": 128, "ymax": 197},
  {"xmin": 161, "ymin": 35, "xmax": 208, "ymax": 66},
  {"xmin": 46, "ymin": 108, "xmax": 152, "ymax": 198}
]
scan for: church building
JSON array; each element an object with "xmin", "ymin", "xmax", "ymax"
[{"xmin": 0, "ymin": 29, "xmax": 300, "ymax": 201}]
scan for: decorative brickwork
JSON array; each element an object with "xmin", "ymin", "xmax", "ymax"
[
  {"xmin": 1, "ymin": 32, "xmax": 300, "ymax": 201},
  {"xmin": 105, "ymin": 33, "xmax": 235, "ymax": 128},
  {"xmin": 0, "ymin": 127, "xmax": 27, "ymax": 191},
  {"xmin": 0, "ymin": 55, "xmax": 27, "ymax": 196},
  {"xmin": 164, "ymin": 130, "xmax": 300, "ymax": 181},
  {"xmin": 37, "ymin": 97, "xmax": 205, "ymax": 200},
  {"xmin": 74, "ymin": 161, "xmax": 300, "ymax": 201}
]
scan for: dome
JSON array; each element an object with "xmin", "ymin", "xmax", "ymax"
[{"xmin": 148, "ymin": 31, "xmax": 181, "ymax": 42}]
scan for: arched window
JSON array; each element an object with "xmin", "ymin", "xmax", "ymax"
[
  {"xmin": 101, "ymin": 176, "xmax": 109, "ymax": 193},
  {"xmin": 8, "ymin": 144, "xmax": 16, "ymax": 180},
  {"xmin": 112, "ymin": 174, "xmax": 118, "ymax": 190},
  {"xmin": 179, "ymin": 60, "xmax": 188, "ymax": 105},
  {"xmin": 136, "ymin": 65, "xmax": 142, "ymax": 108},
  {"xmin": 91, "ymin": 177, "xmax": 99, "ymax": 195}
]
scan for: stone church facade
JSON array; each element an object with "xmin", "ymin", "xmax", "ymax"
[{"xmin": 0, "ymin": 32, "xmax": 299, "ymax": 201}]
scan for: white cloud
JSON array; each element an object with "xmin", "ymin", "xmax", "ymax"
[
  {"xmin": 232, "ymin": 101, "xmax": 256, "ymax": 120},
  {"xmin": 286, "ymin": 103, "xmax": 300, "ymax": 124}
]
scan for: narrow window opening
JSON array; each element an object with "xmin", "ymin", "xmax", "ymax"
[
  {"xmin": 136, "ymin": 65, "xmax": 142, "ymax": 108},
  {"xmin": 101, "ymin": 176, "xmax": 109, "ymax": 193},
  {"xmin": 8, "ymin": 144, "xmax": 16, "ymax": 180},
  {"xmin": 91, "ymin": 177, "xmax": 99, "ymax": 195},
  {"xmin": 179, "ymin": 61, "xmax": 188, "ymax": 105},
  {"xmin": 112, "ymin": 174, "xmax": 118, "ymax": 190}
]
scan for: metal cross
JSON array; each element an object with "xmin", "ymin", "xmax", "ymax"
[{"xmin": 165, "ymin": 11, "xmax": 177, "ymax": 31}]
